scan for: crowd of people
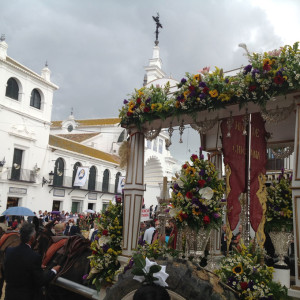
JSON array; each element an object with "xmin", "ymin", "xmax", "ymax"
[{"xmin": 139, "ymin": 218, "xmax": 177, "ymax": 249}]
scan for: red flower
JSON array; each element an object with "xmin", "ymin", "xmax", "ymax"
[
  {"xmin": 240, "ymin": 282, "xmax": 248, "ymax": 290},
  {"xmin": 144, "ymin": 107, "xmax": 150, "ymax": 113},
  {"xmin": 188, "ymin": 85, "xmax": 195, "ymax": 92},
  {"xmin": 136, "ymin": 98, "xmax": 141, "ymax": 104},
  {"xmin": 274, "ymin": 75, "xmax": 284, "ymax": 85},
  {"xmin": 191, "ymin": 154, "xmax": 198, "ymax": 161},
  {"xmin": 203, "ymin": 215, "xmax": 210, "ymax": 224},
  {"xmin": 203, "ymin": 87, "xmax": 209, "ymax": 94},
  {"xmin": 186, "ymin": 191, "xmax": 193, "ymax": 199},
  {"xmin": 102, "ymin": 229, "xmax": 109, "ymax": 236},
  {"xmin": 198, "ymin": 180, "xmax": 206, "ymax": 188},
  {"xmin": 263, "ymin": 63, "xmax": 271, "ymax": 71},
  {"xmin": 180, "ymin": 212, "xmax": 188, "ymax": 219},
  {"xmin": 127, "ymin": 112, "xmax": 133, "ymax": 116},
  {"xmin": 182, "ymin": 164, "xmax": 188, "ymax": 169},
  {"xmin": 248, "ymin": 85, "xmax": 257, "ymax": 92},
  {"xmin": 92, "ymin": 250, "xmax": 97, "ymax": 255}
]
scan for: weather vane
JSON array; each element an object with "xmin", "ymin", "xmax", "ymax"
[{"xmin": 152, "ymin": 13, "xmax": 162, "ymax": 46}]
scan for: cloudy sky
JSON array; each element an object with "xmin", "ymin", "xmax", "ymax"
[{"xmin": 2, "ymin": 0, "xmax": 300, "ymax": 161}]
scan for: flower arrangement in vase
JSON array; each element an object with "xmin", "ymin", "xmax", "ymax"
[
  {"xmin": 265, "ymin": 169, "xmax": 293, "ymax": 233},
  {"xmin": 215, "ymin": 242, "xmax": 288, "ymax": 300},
  {"xmin": 170, "ymin": 150, "xmax": 225, "ymax": 231}
]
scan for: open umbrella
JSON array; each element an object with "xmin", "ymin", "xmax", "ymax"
[
  {"xmin": 84, "ymin": 209, "xmax": 95, "ymax": 214},
  {"xmin": 51, "ymin": 211, "xmax": 61, "ymax": 215},
  {"xmin": 2, "ymin": 206, "xmax": 34, "ymax": 216}
]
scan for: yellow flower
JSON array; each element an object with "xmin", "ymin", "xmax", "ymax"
[
  {"xmin": 175, "ymin": 101, "xmax": 181, "ymax": 108},
  {"xmin": 193, "ymin": 74, "xmax": 201, "ymax": 81},
  {"xmin": 263, "ymin": 58, "xmax": 272, "ymax": 66},
  {"xmin": 183, "ymin": 91, "xmax": 190, "ymax": 99},
  {"xmin": 151, "ymin": 103, "xmax": 157, "ymax": 110},
  {"xmin": 218, "ymin": 93, "xmax": 230, "ymax": 102},
  {"xmin": 192, "ymin": 208, "xmax": 201, "ymax": 215},
  {"xmin": 232, "ymin": 264, "xmax": 243, "ymax": 275},
  {"xmin": 138, "ymin": 90, "xmax": 144, "ymax": 96},
  {"xmin": 209, "ymin": 89, "xmax": 219, "ymax": 98}
]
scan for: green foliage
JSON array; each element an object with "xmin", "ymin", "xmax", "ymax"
[
  {"xmin": 87, "ymin": 202, "xmax": 123, "ymax": 289},
  {"xmin": 265, "ymin": 170, "xmax": 293, "ymax": 232}
]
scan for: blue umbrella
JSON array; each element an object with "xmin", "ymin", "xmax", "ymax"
[{"xmin": 2, "ymin": 206, "xmax": 35, "ymax": 216}]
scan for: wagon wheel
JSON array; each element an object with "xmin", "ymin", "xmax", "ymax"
[{"xmin": 104, "ymin": 258, "xmax": 237, "ymax": 300}]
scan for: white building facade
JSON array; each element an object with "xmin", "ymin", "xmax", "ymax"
[{"xmin": 0, "ymin": 38, "xmax": 180, "ymax": 214}]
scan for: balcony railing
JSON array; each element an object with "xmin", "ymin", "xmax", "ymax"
[
  {"xmin": 266, "ymin": 158, "xmax": 284, "ymax": 171},
  {"xmin": 7, "ymin": 167, "xmax": 36, "ymax": 183},
  {"xmin": 51, "ymin": 176, "xmax": 119, "ymax": 194}
]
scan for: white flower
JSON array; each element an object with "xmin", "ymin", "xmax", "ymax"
[
  {"xmin": 199, "ymin": 187, "xmax": 214, "ymax": 200},
  {"xmin": 98, "ymin": 236, "xmax": 110, "ymax": 246},
  {"xmin": 169, "ymin": 207, "xmax": 180, "ymax": 217}
]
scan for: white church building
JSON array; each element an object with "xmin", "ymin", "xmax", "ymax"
[{"xmin": 0, "ymin": 36, "xmax": 179, "ymax": 214}]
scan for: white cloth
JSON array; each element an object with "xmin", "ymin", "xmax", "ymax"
[{"xmin": 143, "ymin": 227, "xmax": 155, "ymax": 244}]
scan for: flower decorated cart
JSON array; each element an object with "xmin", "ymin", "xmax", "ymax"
[
  {"xmin": 115, "ymin": 41, "xmax": 300, "ymax": 299},
  {"xmin": 170, "ymin": 150, "xmax": 224, "ymax": 258}
]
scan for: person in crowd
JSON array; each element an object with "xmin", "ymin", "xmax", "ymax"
[
  {"xmin": 4, "ymin": 223, "xmax": 61, "ymax": 300},
  {"xmin": 151, "ymin": 220, "xmax": 160, "ymax": 244},
  {"xmin": 143, "ymin": 220, "xmax": 156, "ymax": 244},
  {"xmin": 0, "ymin": 216, "xmax": 8, "ymax": 232},
  {"xmin": 221, "ymin": 224, "xmax": 228, "ymax": 255},
  {"xmin": 64, "ymin": 218, "xmax": 80, "ymax": 236},
  {"xmin": 54, "ymin": 223, "xmax": 66, "ymax": 236},
  {"xmin": 231, "ymin": 224, "xmax": 242, "ymax": 249},
  {"xmin": 133, "ymin": 284, "xmax": 170, "ymax": 300},
  {"xmin": 90, "ymin": 223, "xmax": 99, "ymax": 242},
  {"xmin": 165, "ymin": 225, "xmax": 172, "ymax": 245},
  {"xmin": 11, "ymin": 218, "xmax": 18, "ymax": 230},
  {"xmin": 149, "ymin": 205, "xmax": 153, "ymax": 219},
  {"xmin": 168, "ymin": 219, "xmax": 178, "ymax": 249}
]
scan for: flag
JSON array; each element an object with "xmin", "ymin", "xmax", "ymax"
[
  {"xmin": 73, "ymin": 167, "xmax": 89, "ymax": 187},
  {"xmin": 250, "ymin": 113, "xmax": 267, "ymax": 231},
  {"xmin": 221, "ymin": 115, "xmax": 246, "ymax": 231},
  {"xmin": 117, "ymin": 176, "xmax": 125, "ymax": 194}
]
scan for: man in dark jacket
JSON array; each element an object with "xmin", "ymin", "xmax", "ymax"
[{"xmin": 4, "ymin": 222, "xmax": 60, "ymax": 300}]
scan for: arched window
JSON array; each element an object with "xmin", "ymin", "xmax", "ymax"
[
  {"xmin": 5, "ymin": 78, "xmax": 19, "ymax": 100},
  {"xmin": 30, "ymin": 89, "xmax": 41, "ymax": 109},
  {"xmin": 102, "ymin": 169, "xmax": 110, "ymax": 192},
  {"xmin": 53, "ymin": 158, "xmax": 64, "ymax": 187},
  {"xmin": 114, "ymin": 172, "xmax": 121, "ymax": 194},
  {"xmin": 72, "ymin": 162, "xmax": 82, "ymax": 187},
  {"xmin": 88, "ymin": 166, "xmax": 97, "ymax": 191}
]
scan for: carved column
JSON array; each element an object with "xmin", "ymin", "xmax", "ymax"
[
  {"xmin": 122, "ymin": 128, "xmax": 145, "ymax": 257},
  {"xmin": 292, "ymin": 101, "xmax": 300, "ymax": 290}
]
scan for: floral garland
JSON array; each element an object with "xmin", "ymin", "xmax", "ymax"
[
  {"xmin": 215, "ymin": 243, "xmax": 288, "ymax": 300},
  {"xmin": 265, "ymin": 169, "xmax": 293, "ymax": 232},
  {"xmin": 170, "ymin": 151, "xmax": 225, "ymax": 231},
  {"xmin": 119, "ymin": 42, "xmax": 300, "ymax": 127},
  {"xmin": 87, "ymin": 202, "xmax": 123, "ymax": 290},
  {"xmin": 119, "ymin": 82, "xmax": 172, "ymax": 127}
]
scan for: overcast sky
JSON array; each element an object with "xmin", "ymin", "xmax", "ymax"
[{"xmin": 2, "ymin": 0, "xmax": 300, "ymax": 161}]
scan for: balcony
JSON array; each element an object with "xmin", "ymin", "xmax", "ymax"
[
  {"xmin": 7, "ymin": 167, "xmax": 36, "ymax": 183},
  {"xmin": 266, "ymin": 158, "xmax": 284, "ymax": 171},
  {"xmin": 50, "ymin": 176, "xmax": 119, "ymax": 194}
]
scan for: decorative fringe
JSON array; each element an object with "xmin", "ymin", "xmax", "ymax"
[{"xmin": 118, "ymin": 141, "xmax": 129, "ymax": 169}]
